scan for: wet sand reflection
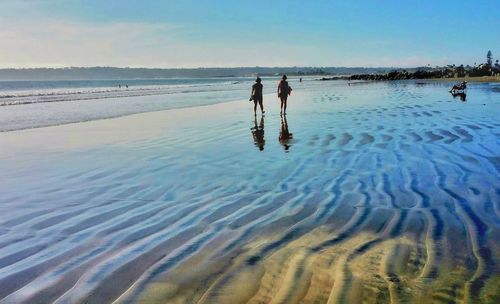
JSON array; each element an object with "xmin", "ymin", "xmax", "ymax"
[
  {"xmin": 251, "ymin": 115, "xmax": 265, "ymax": 151},
  {"xmin": 279, "ymin": 115, "xmax": 293, "ymax": 151}
]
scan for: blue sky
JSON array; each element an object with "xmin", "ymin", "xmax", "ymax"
[{"xmin": 0, "ymin": 0, "xmax": 498, "ymax": 67}]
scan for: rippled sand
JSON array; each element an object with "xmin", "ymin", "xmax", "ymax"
[{"xmin": 0, "ymin": 81, "xmax": 499, "ymax": 303}]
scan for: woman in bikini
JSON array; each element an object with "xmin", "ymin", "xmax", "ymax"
[{"xmin": 277, "ymin": 75, "xmax": 292, "ymax": 115}]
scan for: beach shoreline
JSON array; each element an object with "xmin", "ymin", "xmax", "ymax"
[
  {"xmin": 422, "ymin": 75, "xmax": 500, "ymax": 82},
  {"xmin": 0, "ymin": 76, "xmax": 290, "ymax": 132},
  {"xmin": 321, "ymin": 75, "xmax": 500, "ymax": 83}
]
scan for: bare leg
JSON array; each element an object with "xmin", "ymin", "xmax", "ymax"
[
  {"xmin": 259, "ymin": 100, "xmax": 264, "ymax": 113},
  {"xmin": 280, "ymin": 98, "xmax": 284, "ymax": 114},
  {"xmin": 283, "ymin": 98, "xmax": 287, "ymax": 114},
  {"xmin": 254, "ymin": 101, "xmax": 257, "ymax": 114}
]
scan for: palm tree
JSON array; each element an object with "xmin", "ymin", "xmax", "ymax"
[{"xmin": 486, "ymin": 50, "xmax": 493, "ymax": 67}]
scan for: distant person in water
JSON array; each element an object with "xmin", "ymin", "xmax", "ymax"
[
  {"xmin": 278, "ymin": 75, "xmax": 292, "ymax": 115},
  {"xmin": 450, "ymin": 81, "xmax": 467, "ymax": 93},
  {"xmin": 251, "ymin": 77, "xmax": 264, "ymax": 114}
]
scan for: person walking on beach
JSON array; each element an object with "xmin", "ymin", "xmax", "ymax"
[
  {"xmin": 277, "ymin": 75, "xmax": 292, "ymax": 115},
  {"xmin": 251, "ymin": 77, "xmax": 264, "ymax": 115}
]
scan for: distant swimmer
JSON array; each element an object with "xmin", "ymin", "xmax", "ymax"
[
  {"xmin": 278, "ymin": 75, "xmax": 292, "ymax": 115},
  {"xmin": 299, "ymin": 77, "xmax": 302, "ymax": 83},
  {"xmin": 119, "ymin": 84, "xmax": 121, "ymax": 89},
  {"xmin": 450, "ymin": 81, "xmax": 467, "ymax": 93},
  {"xmin": 251, "ymin": 77, "xmax": 264, "ymax": 115},
  {"xmin": 126, "ymin": 84, "xmax": 128, "ymax": 88}
]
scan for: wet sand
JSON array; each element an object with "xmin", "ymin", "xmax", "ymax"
[{"xmin": 0, "ymin": 81, "xmax": 499, "ymax": 303}]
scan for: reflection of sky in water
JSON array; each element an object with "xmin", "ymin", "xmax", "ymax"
[{"xmin": 0, "ymin": 81, "xmax": 499, "ymax": 303}]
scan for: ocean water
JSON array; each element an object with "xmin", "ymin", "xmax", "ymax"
[
  {"xmin": 0, "ymin": 80, "xmax": 499, "ymax": 303},
  {"xmin": 0, "ymin": 78, "xmax": 255, "ymax": 104},
  {"xmin": 0, "ymin": 77, "xmax": 315, "ymax": 131}
]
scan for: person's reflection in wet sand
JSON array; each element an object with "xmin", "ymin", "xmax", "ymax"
[
  {"xmin": 279, "ymin": 115, "xmax": 293, "ymax": 151},
  {"xmin": 451, "ymin": 92, "xmax": 467, "ymax": 102},
  {"xmin": 251, "ymin": 115, "xmax": 265, "ymax": 151}
]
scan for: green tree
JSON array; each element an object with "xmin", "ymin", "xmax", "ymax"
[{"xmin": 486, "ymin": 50, "xmax": 493, "ymax": 66}]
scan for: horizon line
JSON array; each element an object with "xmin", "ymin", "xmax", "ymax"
[{"xmin": 0, "ymin": 65, "xmax": 467, "ymax": 70}]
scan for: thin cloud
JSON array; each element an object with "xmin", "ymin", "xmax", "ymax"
[{"xmin": 0, "ymin": 17, "xmax": 179, "ymax": 67}]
